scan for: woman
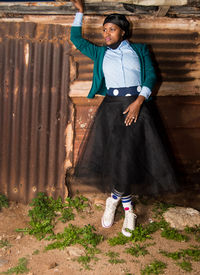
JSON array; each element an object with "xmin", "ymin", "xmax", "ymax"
[{"xmin": 70, "ymin": 0, "xmax": 178, "ymax": 237}]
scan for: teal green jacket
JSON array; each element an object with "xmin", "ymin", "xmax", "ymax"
[{"xmin": 70, "ymin": 26, "xmax": 156, "ymax": 99}]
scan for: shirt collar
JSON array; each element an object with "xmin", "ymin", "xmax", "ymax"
[{"xmin": 107, "ymin": 40, "xmax": 129, "ymax": 50}]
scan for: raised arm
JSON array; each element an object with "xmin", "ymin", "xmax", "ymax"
[
  {"xmin": 70, "ymin": 0, "xmax": 100, "ymax": 61},
  {"xmin": 70, "ymin": 0, "xmax": 84, "ymax": 13}
]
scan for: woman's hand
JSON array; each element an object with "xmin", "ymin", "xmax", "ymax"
[
  {"xmin": 123, "ymin": 95, "xmax": 145, "ymax": 126},
  {"xmin": 70, "ymin": 0, "xmax": 84, "ymax": 13}
]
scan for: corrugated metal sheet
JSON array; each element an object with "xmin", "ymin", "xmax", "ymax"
[{"xmin": 0, "ymin": 22, "xmax": 70, "ymax": 203}]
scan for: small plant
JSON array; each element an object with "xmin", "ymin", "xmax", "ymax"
[
  {"xmin": 16, "ymin": 193, "xmax": 89, "ymax": 240},
  {"xmin": 185, "ymin": 225, "xmax": 200, "ymax": 242},
  {"xmin": 0, "ymin": 194, "xmax": 9, "ymax": 210},
  {"xmin": 0, "ymin": 239, "xmax": 11, "ymax": 249},
  {"xmin": 77, "ymin": 254, "xmax": 92, "ymax": 270},
  {"xmin": 0, "ymin": 257, "xmax": 29, "ymax": 274},
  {"xmin": 152, "ymin": 201, "xmax": 175, "ymax": 219},
  {"xmin": 108, "ymin": 222, "xmax": 162, "ymax": 246},
  {"xmin": 76, "ymin": 248, "xmax": 100, "ymax": 270},
  {"xmin": 106, "ymin": 251, "xmax": 126, "ymax": 264},
  {"xmin": 108, "ymin": 232, "xmax": 130, "ymax": 246},
  {"xmin": 159, "ymin": 250, "xmax": 181, "ymax": 260},
  {"xmin": 45, "ymin": 224, "xmax": 103, "ymax": 251},
  {"xmin": 58, "ymin": 207, "xmax": 75, "ymax": 223},
  {"xmin": 65, "ymin": 195, "xmax": 88, "ymax": 212},
  {"xmin": 141, "ymin": 260, "xmax": 167, "ymax": 275},
  {"xmin": 94, "ymin": 204, "xmax": 103, "ymax": 211},
  {"xmin": 125, "ymin": 243, "xmax": 154, "ymax": 257},
  {"xmin": 160, "ymin": 246, "xmax": 200, "ymax": 272},
  {"xmin": 176, "ymin": 260, "xmax": 192, "ymax": 272},
  {"xmin": 160, "ymin": 247, "xmax": 200, "ymax": 261},
  {"xmin": 32, "ymin": 249, "xmax": 39, "ymax": 255},
  {"xmin": 161, "ymin": 227, "xmax": 189, "ymax": 242},
  {"xmin": 130, "ymin": 225, "xmax": 153, "ymax": 242}
]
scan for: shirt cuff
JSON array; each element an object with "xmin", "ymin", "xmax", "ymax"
[
  {"xmin": 139, "ymin": 86, "xmax": 151, "ymax": 99},
  {"xmin": 72, "ymin": 12, "xmax": 83, "ymax": 26}
]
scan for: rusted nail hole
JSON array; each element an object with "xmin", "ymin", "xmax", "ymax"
[{"xmin": 32, "ymin": 186, "xmax": 37, "ymax": 192}]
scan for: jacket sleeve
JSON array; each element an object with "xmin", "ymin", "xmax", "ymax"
[
  {"xmin": 142, "ymin": 44, "xmax": 157, "ymax": 91},
  {"xmin": 70, "ymin": 26, "xmax": 99, "ymax": 61}
]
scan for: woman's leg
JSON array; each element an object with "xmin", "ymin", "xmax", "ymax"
[{"xmin": 121, "ymin": 194, "xmax": 137, "ymax": 237}]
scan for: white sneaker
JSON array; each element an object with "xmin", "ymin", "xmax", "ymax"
[
  {"xmin": 121, "ymin": 210, "xmax": 137, "ymax": 237},
  {"xmin": 101, "ymin": 197, "xmax": 119, "ymax": 228}
]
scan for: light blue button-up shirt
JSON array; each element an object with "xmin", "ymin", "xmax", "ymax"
[{"xmin": 73, "ymin": 13, "xmax": 151, "ymax": 99}]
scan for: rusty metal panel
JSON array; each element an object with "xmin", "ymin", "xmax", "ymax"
[{"xmin": 0, "ymin": 22, "xmax": 70, "ymax": 203}]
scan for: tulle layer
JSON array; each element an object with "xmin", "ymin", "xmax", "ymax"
[{"xmin": 74, "ymin": 95, "xmax": 178, "ymax": 196}]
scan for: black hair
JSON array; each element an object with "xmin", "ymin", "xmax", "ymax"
[{"xmin": 103, "ymin": 14, "xmax": 130, "ymax": 40}]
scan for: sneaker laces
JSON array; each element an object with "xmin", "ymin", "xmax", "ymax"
[{"xmin": 123, "ymin": 210, "xmax": 137, "ymax": 231}]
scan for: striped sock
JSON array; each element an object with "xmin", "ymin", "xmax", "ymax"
[
  {"xmin": 111, "ymin": 189, "xmax": 123, "ymax": 201},
  {"xmin": 121, "ymin": 194, "xmax": 133, "ymax": 211}
]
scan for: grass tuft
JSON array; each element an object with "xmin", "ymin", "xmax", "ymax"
[
  {"xmin": 161, "ymin": 227, "xmax": 189, "ymax": 242},
  {"xmin": 106, "ymin": 251, "xmax": 126, "ymax": 264},
  {"xmin": 152, "ymin": 201, "xmax": 175, "ymax": 219},
  {"xmin": 45, "ymin": 224, "xmax": 103, "ymax": 251},
  {"xmin": 0, "ymin": 257, "xmax": 29, "ymax": 274},
  {"xmin": 16, "ymin": 192, "xmax": 89, "ymax": 240},
  {"xmin": 176, "ymin": 260, "xmax": 192, "ymax": 272},
  {"xmin": 185, "ymin": 225, "xmax": 200, "ymax": 242},
  {"xmin": 0, "ymin": 239, "xmax": 11, "ymax": 249},
  {"xmin": 141, "ymin": 260, "xmax": 167, "ymax": 275},
  {"xmin": 125, "ymin": 243, "xmax": 155, "ymax": 257},
  {"xmin": 0, "ymin": 194, "xmax": 9, "ymax": 211}
]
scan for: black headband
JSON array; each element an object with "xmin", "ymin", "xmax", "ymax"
[{"xmin": 103, "ymin": 14, "xmax": 130, "ymax": 39}]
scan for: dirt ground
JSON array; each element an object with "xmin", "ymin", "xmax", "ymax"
[{"xmin": 0, "ymin": 181, "xmax": 200, "ymax": 275}]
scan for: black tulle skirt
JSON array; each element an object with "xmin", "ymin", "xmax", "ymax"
[{"xmin": 74, "ymin": 95, "xmax": 179, "ymax": 196}]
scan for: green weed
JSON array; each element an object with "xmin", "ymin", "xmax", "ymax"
[
  {"xmin": 180, "ymin": 247, "xmax": 200, "ymax": 261},
  {"xmin": 159, "ymin": 250, "xmax": 181, "ymax": 260},
  {"xmin": 141, "ymin": 260, "xmax": 167, "ymax": 275},
  {"xmin": 160, "ymin": 246, "xmax": 200, "ymax": 272},
  {"xmin": 108, "ymin": 221, "xmax": 165, "ymax": 246},
  {"xmin": 160, "ymin": 247, "xmax": 200, "ymax": 261},
  {"xmin": 32, "ymin": 249, "xmax": 39, "ymax": 255},
  {"xmin": 108, "ymin": 232, "xmax": 130, "ymax": 246},
  {"xmin": 152, "ymin": 201, "xmax": 175, "ymax": 219},
  {"xmin": 0, "ymin": 239, "xmax": 11, "ymax": 249},
  {"xmin": 108, "ymin": 225, "xmax": 153, "ymax": 245},
  {"xmin": 161, "ymin": 227, "xmax": 189, "ymax": 242},
  {"xmin": 108, "ymin": 218, "xmax": 188, "ymax": 246},
  {"xmin": 45, "ymin": 224, "xmax": 103, "ymax": 251},
  {"xmin": 0, "ymin": 194, "xmax": 9, "ymax": 210},
  {"xmin": 58, "ymin": 207, "xmax": 75, "ymax": 223},
  {"xmin": 185, "ymin": 225, "xmax": 200, "ymax": 242},
  {"xmin": 94, "ymin": 205, "xmax": 103, "ymax": 211},
  {"xmin": 65, "ymin": 195, "xmax": 88, "ymax": 212},
  {"xmin": 77, "ymin": 254, "xmax": 92, "ymax": 270},
  {"xmin": 16, "ymin": 193, "xmax": 89, "ymax": 240},
  {"xmin": 125, "ymin": 243, "xmax": 155, "ymax": 257},
  {"xmin": 77, "ymin": 248, "xmax": 100, "ymax": 270},
  {"xmin": 0, "ymin": 257, "xmax": 29, "ymax": 274},
  {"xmin": 130, "ymin": 225, "xmax": 153, "ymax": 242},
  {"xmin": 176, "ymin": 260, "xmax": 192, "ymax": 272},
  {"xmin": 106, "ymin": 251, "xmax": 126, "ymax": 264}
]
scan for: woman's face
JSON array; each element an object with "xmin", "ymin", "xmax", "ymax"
[{"xmin": 102, "ymin": 23, "xmax": 125, "ymax": 46}]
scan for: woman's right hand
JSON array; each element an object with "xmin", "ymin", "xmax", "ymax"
[{"xmin": 70, "ymin": 0, "xmax": 84, "ymax": 13}]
